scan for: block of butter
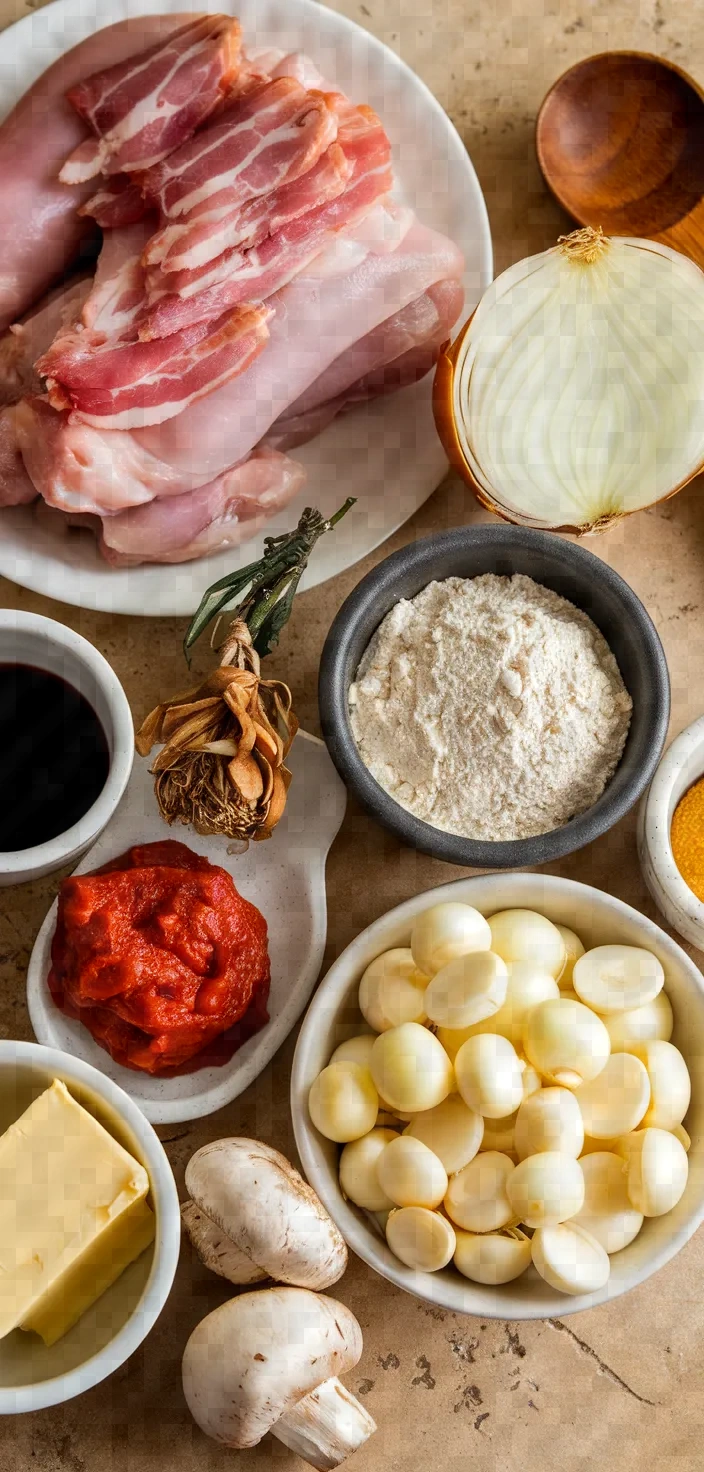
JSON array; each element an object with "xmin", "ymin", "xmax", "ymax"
[{"xmin": 0, "ymin": 1078, "xmax": 155, "ymax": 1346}]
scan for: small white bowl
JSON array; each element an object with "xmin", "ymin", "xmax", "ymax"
[
  {"xmin": 638, "ymin": 716, "xmax": 704, "ymax": 948},
  {"xmin": 291, "ymin": 872, "xmax": 704, "ymax": 1319},
  {"xmin": 0, "ymin": 611, "xmax": 134, "ymax": 885},
  {"xmin": 0, "ymin": 1040, "xmax": 180, "ymax": 1413}
]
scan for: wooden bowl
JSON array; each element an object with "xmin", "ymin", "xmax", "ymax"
[{"xmin": 536, "ymin": 51, "xmax": 704, "ymax": 263}]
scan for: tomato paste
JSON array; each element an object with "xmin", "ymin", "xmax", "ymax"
[{"xmin": 49, "ymin": 840, "xmax": 270, "ymax": 1075}]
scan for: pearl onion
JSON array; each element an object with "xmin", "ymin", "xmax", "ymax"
[
  {"xmin": 454, "ymin": 1227, "xmax": 532, "ymax": 1285},
  {"xmin": 531, "ymin": 1222, "xmax": 610, "ymax": 1295},
  {"xmin": 507, "ymin": 1152, "xmax": 585, "ymax": 1227},
  {"xmin": 514, "ymin": 1087, "xmax": 584, "ymax": 1161},
  {"xmin": 359, "ymin": 949, "xmax": 428, "ymax": 1032},
  {"xmin": 403, "ymin": 1095, "xmax": 483, "ymax": 1175},
  {"xmin": 386, "ymin": 1207, "xmax": 456, "ymax": 1272},
  {"xmin": 603, "ymin": 991, "xmax": 673, "ymax": 1053},
  {"xmin": 572, "ymin": 1152, "xmax": 643, "ymax": 1253},
  {"xmin": 371, "ymin": 1024, "xmax": 453, "ymax": 1115},
  {"xmin": 619, "ymin": 1128, "xmax": 689, "ymax": 1216},
  {"xmin": 523, "ymin": 999, "xmax": 610, "ymax": 1088},
  {"xmin": 424, "ymin": 950, "xmax": 508, "ymax": 1029},
  {"xmin": 444, "ymin": 1151, "xmax": 516, "ymax": 1233},
  {"xmin": 410, "ymin": 903, "xmax": 491, "ymax": 977},
  {"xmin": 488, "ymin": 909, "xmax": 566, "ymax": 978},
  {"xmin": 632, "ymin": 1040, "xmax": 691, "ymax": 1130},
  {"xmin": 454, "ymin": 1034, "xmax": 524, "ymax": 1119},
  {"xmin": 376, "ymin": 1134, "xmax": 448, "ymax": 1209},
  {"xmin": 573, "ymin": 945, "xmax": 664, "ymax": 1015},
  {"xmin": 575, "ymin": 1052, "xmax": 651, "ymax": 1139},
  {"xmin": 309, "ymin": 1062, "xmax": 378, "ymax": 1142},
  {"xmin": 480, "ymin": 1112, "xmax": 517, "ymax": 1155},
  {"xmin": 339, "ymin": 1128, "xmax": 397, "ymax": 1211},
  {"xmin": 555, "ymin": 925, "xmax": 586, "ymax": 989},
  {"xmin": 331, "ymin": 1034, "xmax": 376, "ymax": 1070},
  {"xmin": 672, "ymin": 1123, "xmax": 691, "ymax": 1151},
  {"xmin": 446, "ymin": 963, "xmax": 560, "ymax": 1049}
]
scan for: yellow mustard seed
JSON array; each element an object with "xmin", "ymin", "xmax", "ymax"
[{"xmin": 671, "ymin": 775, "xmax": 704, "ymax": 902}]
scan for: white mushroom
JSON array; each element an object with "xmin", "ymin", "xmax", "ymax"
[
  {"xmin": 182, "ymin": 1287, "xmax": 376, "ymax": 1471},
  {"xmin": 182, "ymin": 1138, "xmax": 347, "ymax": 1290}
]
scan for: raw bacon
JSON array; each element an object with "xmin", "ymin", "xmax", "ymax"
[
  {"xmin": 98, "ymin": 448, "xmax": 306, "ymax": 565},
  {"xmin": 59, "ymin": 16, "xmax": 241, "ymax": 184},
  {"xmin": 79, "ymin": 220, "xmax": 154, "ymax": 339},
  {"xmin": 37, "ymin": 301, "xmax": 271, "ymax": 430},
  {"xmin": 141, "ymin": 78, "xmax": 338, "ymax": 273},
  {"xmin": 79, "ymin": 175, "xmax": 146, "ymax": 229},
  {"xmin": 139, "ymin": 104, "xmax": 392, "ymax": 339}
]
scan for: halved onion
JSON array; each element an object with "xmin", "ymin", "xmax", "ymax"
[{"xmin": 433, "ymin": 228, "xmax": 704, "ymax": 532}]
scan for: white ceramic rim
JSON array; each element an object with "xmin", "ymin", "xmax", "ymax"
[
  {"xmin": 0, "ymin": 1039, "xmax": 180, "ymax": 1414},
  {"xmin": 639, "ymin": 716, "xmax": 704, "ymax": 942},
  {"xmin": 0, "ymin": 611, "xmax": 134, "ymax": 878},
  {"xmin": 291, "ymin": 871, "xmax": 704, "ymax": 1319}
]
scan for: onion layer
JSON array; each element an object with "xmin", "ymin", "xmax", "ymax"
[{"xmin": 433, "ymin": 227, "xmax": 704, "ymax": 532}]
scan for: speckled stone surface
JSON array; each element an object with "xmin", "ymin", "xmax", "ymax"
[{"xmin": 2, "ymin": 1, "xmax": 704, "ymax": 1467}]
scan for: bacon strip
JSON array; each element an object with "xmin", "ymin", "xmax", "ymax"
[
  {"xmin": 139, "ymin": 105, "xmax": 392, "ymax": 339},
  {"xmin": 79, "ymin": 175, "xmax": 146, "ymax": 229},
  {"xmin": 59, "ymin": 16, "xmax": 242, "ymax": 184},
  {"xmin": 36, "ymin": 302, "xmax": 271, "ymax": 430},
  {"xmin": 141, "ymin": 78, "xmax": 338, "ymax": 272}
]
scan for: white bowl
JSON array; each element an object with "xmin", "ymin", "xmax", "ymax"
[
  {"xmin": 0, "ymin": 611, "xmax": 134, "ymax": 885},
  {"xmin": 291, "ymin": 872, "xmax": 704, "ymax": 1319},
  {"xmin": 0, "ymin": 1041, "xmax": 180, "ymax": 1412},
  {"xmin": 638, "ymin": 716, "xmax": 704, "ymax": 948}
]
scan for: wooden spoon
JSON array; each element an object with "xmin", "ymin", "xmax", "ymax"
[{"xmin": 536, "ymin": 51, "xmax": 704, "ymax": 266}]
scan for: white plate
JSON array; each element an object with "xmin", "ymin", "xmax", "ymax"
[
  {"xmin": 27, "ymin": 731, "xmax": 346, "ymax": 1123},
  {"xmin": 0, "ymin": 0, "xmax": 492, "ymax": 615}
]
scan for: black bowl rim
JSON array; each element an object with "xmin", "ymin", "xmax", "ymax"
[{"xmin": 318, "ymin": 525, "xmax": 671, "ymax": 868}]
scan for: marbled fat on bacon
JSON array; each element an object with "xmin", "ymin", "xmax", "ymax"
[
  {"xmin": 139, "ymin": 104, "xmax": 392, "ymax": 339},
  {"xmin": 59, "ymin": 16, "xmax": 242, "ymax": 184},
  {"xmin": 79, "ymin": 175, "xmax": 146, "ymax": 229},
  {"xmin": 141, "ymin": 78, "xmax": 338, "ymax": 273},
  {"xmin": 36, "ymin": 302, "xmax": 271, "ymax": 430}
]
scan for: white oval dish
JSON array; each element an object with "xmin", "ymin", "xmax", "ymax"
[
  {"xmin": 28, "ymin": 731, "xmax": 346, "ymax": 1123},
  {"xmin": 0, "ymin": 0, "xmax": 492, "ymax": 616},
  {"xmin": 0, "ymin": 610, "xmax": 133, "ymax": 886},
  {"xmin": 291, "ymin": 872, "xmax": 704, "ymax": 1319},
  {"xmin": 638, "ymin": 716, "xmax": 704, "ymax": 949},
  {"xmin": 0, "ymin": 1039, "xmax": 179, "ymax": 1414}
]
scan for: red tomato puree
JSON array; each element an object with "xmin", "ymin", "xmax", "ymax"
[{"xmin": 49, "ymin": 840, "xmax": 271, "ymax": 1075}]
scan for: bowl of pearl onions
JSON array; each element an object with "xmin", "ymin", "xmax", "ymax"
[{"xmin": 291, "ymin": 873, "xmax": 704, "ymax": 1319}]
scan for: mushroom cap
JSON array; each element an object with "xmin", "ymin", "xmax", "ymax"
[
  {"xmin": 182, "ymin": 1287, "xmax": 363, "ymax": 1449},
  {"xmin": 180, "ymin": 1200, "xmax": 267, "ymax": 1285},
  {"xmin": 184, "ymin": 1138, "xmax": 347, "ymax": 1289}
]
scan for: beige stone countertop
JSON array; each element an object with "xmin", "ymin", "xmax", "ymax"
[{"xmin": 2, "ymin": 0, "xmax": 704, "ymax": 1467}]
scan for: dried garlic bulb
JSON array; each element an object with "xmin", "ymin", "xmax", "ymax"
[{"xmin": 136, "ymin": 620, "xmax": 298, "ymax": 843}]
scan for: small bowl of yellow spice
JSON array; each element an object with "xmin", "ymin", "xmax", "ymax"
[{"xmin": 639, "ymin": 717, "xmax": 704, "ymax": 949}]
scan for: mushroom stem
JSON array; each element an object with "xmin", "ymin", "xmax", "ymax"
[{"xmin": 272, "ymin": 1377, "xmax": 377, "ymax": 1470}]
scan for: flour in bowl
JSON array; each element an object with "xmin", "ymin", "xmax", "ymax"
[{"xmin": 349, "ymin": 574, "xmax": 633, "ymax": 841}]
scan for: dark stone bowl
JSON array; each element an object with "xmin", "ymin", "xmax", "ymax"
[{"xmin": 318, "ymin": 525, "xmax": 670, "ymax": 869}]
